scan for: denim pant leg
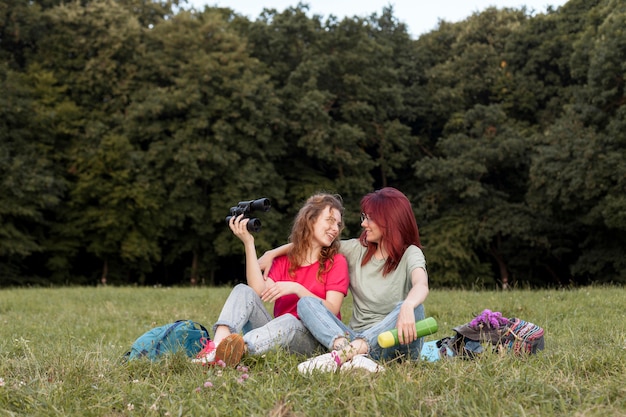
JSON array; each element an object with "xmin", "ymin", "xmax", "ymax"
[
  {"xmin": 297, "ymin": 296, "xmax": 355, "ymax": 350},
  {"xmin": 358, "ymin": 303, "xmax": 426, "ymax": 361},
  {"xmin": 243, "ymin": 313, "xmax": 322, "ymax": 356},
  {"xmin": 212, "ymin": 283, "xmax": 273, "ymax": 336}
]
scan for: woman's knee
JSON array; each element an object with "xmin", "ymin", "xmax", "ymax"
[
  {"xmin": 230, "ymin": 283, "xmax": 258, "ymax": 300},
  {"xmin": 233, "ymin": 283, "xmax": 252, "ymax": 293},
  {"xmin": 297, "ymin": 296, "xmax": 322, "ymax": 312}
]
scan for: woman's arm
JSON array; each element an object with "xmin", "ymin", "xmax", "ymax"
[
  {"xmin": 319, "ymin": 290, "xmax": 345, "ymax": 316},
  {"xmin": 396, "ymin": 267, "xmax": 429, "ymax": 345},
  {"xmin": 230, "ymin": 215, "xmax": 267, "ymax": 296},
  {"xmin": 261, "ymin": 284, "xmax": 345, "ymax": 316},
  {"xmin": 258, "ymin": 243, "xmax": 293, "ymax": 279}
]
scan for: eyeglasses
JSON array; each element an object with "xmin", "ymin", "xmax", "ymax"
[{"xmin": 360, "ymin": 213, "xmax": 372, "ymax": 223}]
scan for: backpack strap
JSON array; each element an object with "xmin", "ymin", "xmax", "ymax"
[
  {"xmin": 154, "ymin": 320, "xmax": 187, "ymax": 357},
  {"xmin": 155, "ymin": 320, "xmax": 211, "ymax": 355}
]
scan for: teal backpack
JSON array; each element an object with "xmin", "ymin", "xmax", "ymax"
[{"xmin": 126, "ymin": 320, "xmax": 210, "ymax": 361}]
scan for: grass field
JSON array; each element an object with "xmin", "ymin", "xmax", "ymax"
[{"xmin": 0, "ymin": 285, "xmax": 624, "ymax": 416}]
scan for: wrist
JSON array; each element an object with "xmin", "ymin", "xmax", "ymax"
[{"xmin": 401, "ymin": 301, "xmax": 416, "ymax": 312}]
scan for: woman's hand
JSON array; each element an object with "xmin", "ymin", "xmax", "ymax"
[
  {"xmin": 261, "ymin": 280, "xmax": 298, "ymax": 303},
  {"xmin": 396, "ymin": 303, "xmax": 417, "ymax": 345},
  {"xmin": 395, "ymin": 266, "xmax": 429, "ymax": 344},
  {"xmin": 229, "ymin": 214, "xmax": 254, "ymax": 245}
]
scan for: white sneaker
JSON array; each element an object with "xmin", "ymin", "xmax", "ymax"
[
  {"xmin": 298, "ymin": 352, "xmax": 340, "ymax": 375},
  {"xmin": 340, "ymin": 354, "xmax": 384, "ymax": 373}
]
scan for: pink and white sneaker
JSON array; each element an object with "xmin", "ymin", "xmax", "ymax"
[{"xmin": 192, "ymin": 340, "xmax": 216, "ymax": 365}]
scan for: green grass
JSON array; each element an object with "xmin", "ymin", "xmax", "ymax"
[{"xmin": 0, "ymin": 286, "xmax": 624, "ymax": 416}]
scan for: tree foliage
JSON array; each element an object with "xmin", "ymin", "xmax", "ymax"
[{"xmin": 0, "ymin": 0, "xmax": 624, "ymax": 287}]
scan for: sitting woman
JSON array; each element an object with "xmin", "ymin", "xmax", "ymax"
[
  {"xmin": 260, "ymin": 187, "xmax": 429, "ymax": 373},
  {"xmin": 194, "ymin": 193, "xmax": 349, "ymax": 367}
]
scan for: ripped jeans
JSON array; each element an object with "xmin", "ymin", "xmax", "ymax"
[
  {"xmin": 213, "ymin": 284, "xmax": 321, "ymax": 356},
  {"xmin": 297, "ymin": 296, "xmax": 425, "ymax": 361}
]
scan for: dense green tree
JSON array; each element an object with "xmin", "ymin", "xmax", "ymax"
[
  {"xmin": 419, "ymin": 9, "xmax": 527, "ymax": 126},
  {"xmin": 62, "ymin": 133, "xmax": 166, "ymax": 284},
  {"xmin": 415, "ymin": 104, "xmax": 544, "ymax": 287},
  {"xmin": 124, "ymin": 9, "xmax": 286, "ymax": 284},
  {"xmin": 244, "ymin": 6, "xmax": 421, "ymax": 233},
  {"xmin": 0, "ymin": 0, "xmax": 44, "ymax": 69},
  {"xmin": 500, "ymin": 0, "xmax": 602, "ymax": 127},
  {"xmin": 410, "ymin": 21, "xmax": 464, "ymax": 144},
  {"xmin": 527, "ymin": 114, "xmax": 622, "ymax": 284},
  {"xmin": 526, "ymin": 0, "xmax": 626, "ymax": 284},
  {"xmin": 0, "ymin": 63, "xmax": 71, "ymax": 284},
  {"xmin": 1, "ymin": 0, "xmax": 625, "ymax": 287},
  {"xmin": 28, "ymin": 0, "xmax": 152, "ymax": 283},
  {"xmin": 243, "ymin": 6, "xmax": 353, "ymax": 224}
]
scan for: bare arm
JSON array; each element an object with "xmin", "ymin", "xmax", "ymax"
[
  {"xmin": 258, "ymin": 243, "xmax": 293, "ymax": 279},
  {"xmin": 396, "ymin": 267, "xmax": 429, "ymax": 345},
  {"xmin": 230, "ymin": 215, "xmax": 267, "ymax": 296},
  {"xmin": 261, "ymin": 283, "xmax": 345, "ymax": 316}
]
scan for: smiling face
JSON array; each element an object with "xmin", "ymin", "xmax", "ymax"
[
  {"xmin": 311, "ymin": 206, "xmax": 342, "ymax": 248},
  {"xmin": 361, "ymin": 212, "xmax": 382, "ymax": 245}
]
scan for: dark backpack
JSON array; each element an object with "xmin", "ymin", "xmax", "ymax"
[{"xmin": 125, "ymin": 320, "xmax": 210, "ymax": 361}]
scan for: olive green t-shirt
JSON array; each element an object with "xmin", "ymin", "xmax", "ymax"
[{"xmin": 340, "ymin": 239, "xmax": 426, "ymax": 332}]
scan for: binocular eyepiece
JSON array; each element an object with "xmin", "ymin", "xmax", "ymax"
[{"xmin": 225, "ymin": 198, "xmax": 271, "ymax": 232}]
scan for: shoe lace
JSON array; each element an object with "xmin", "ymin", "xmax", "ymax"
[{"xmin": 197, "ymin": 340, "xmax": 216, "ymax": 357}]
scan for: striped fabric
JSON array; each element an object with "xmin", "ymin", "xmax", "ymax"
[{"xmin": 501, "ymin": 318, "xmax": 545, "ymax": 354}]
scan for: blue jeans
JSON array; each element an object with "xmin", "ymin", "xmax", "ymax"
[
  {"xmin": 213, "ymin": 284, "xmax": 321, "ymax": 356},
  {"xmin": 297, "ymin": 296, "xmax": 425, "ymax": 361}
]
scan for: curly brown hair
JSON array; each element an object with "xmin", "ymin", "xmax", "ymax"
[{"xmin": 287, "ymin": 193, "xmax": 344, "ymax": 282}]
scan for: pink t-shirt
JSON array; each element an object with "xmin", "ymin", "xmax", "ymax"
[{"xmin": 268, "ymin": 254, "xmax": 349, "ymax": 320}]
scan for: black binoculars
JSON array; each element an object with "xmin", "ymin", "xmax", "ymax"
[{"xmin": 225, "ymin": 198, "xmax": 271, "ymax": 232}]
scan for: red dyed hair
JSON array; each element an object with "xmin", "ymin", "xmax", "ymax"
[{"xmin": 359, "ymin": 187, "xmax": 421, "ymax": 275}]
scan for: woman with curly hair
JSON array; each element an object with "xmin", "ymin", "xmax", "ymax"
[{"xmin": 194, "ymin": 193, "xmax": 349, "ymax": 367}]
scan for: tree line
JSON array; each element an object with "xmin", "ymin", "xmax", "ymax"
[{"xmin": 1, "ymin": 0, "xmax": 624, "ymax": 287}]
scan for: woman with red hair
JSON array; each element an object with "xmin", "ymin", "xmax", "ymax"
[{"xmin": 260, "ymin": 187, "xmax": 429, "ymax": 373}]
